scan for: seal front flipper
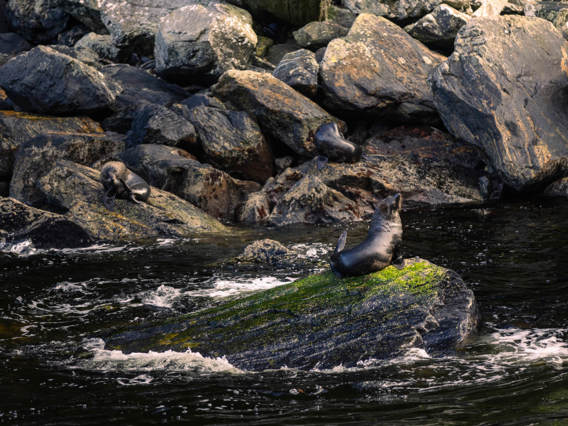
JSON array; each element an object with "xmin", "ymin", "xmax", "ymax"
[{"xmin": 335, "ymin": 230, "xmax": 347, "ymax": 254}]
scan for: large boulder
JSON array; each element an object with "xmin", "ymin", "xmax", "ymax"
[
  {"xmin": 430, "ymin": 16, "xmax": 568, "ymax": 191},
  {"xmin": 105, "ymin": 258, "xmax": 479, "ymax": 370},
  {"xmin": 100, "ymin": 64, "xmax": 188, "ymax": 132},
  {"xmin": 121, "ymin": 144, "xmax": 259, "ymax": 220},
  {"xmin": 34, "ymin": 160, "xmax": 227, "ymax": 242},
  {"xmin": 0, "ymin": 111, "xmax": 103, "ymax": 182},
  {"xmin": 341, "ymin": 0, "xmax": 471, "ymax": 22},
  {"xmin": 5, "ymin": 0, "xmax": 69, "ymax": 43},
  {"xmin": 0, "ymin": 46, "xmax": 118, "ymax": 115},
  {"xmin": 0, "ymin": 197, "xmax": 92, "ymax": 249},
  {"xmin": 10, "ymin": 133, "xmax": 124, "ymax": 208},
  {"xmin": 184, "ymin": 105, "xmax": 274, "ymax": 183},
  {"xmin": 319, "ymin": 14, "xmax": 445, "ymax": 120},
  {"xmin": 404, "ymin": 4, "xmax": 470, "ymax": 50},
  {"xmin": 155, "ymin": 3, "xmax": 257, "ymax": 85},
  {"xmin": 273, "ymin": 49, "xmax": 319, "ymax": 98},
  {"xmin": 213, "ymin": 70, "xmax": 338, "ymax": 157}
]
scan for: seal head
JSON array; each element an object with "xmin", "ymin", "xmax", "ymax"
[
  {"xmin": 314, "ymin": 122, "xmax": 362, "ymax": 163},
  {"xmin": 100, "ymin": 161, "xmax": 150, "ymax": 209},
  {"xmin": 330, "ymin": 193, "xmax": 402, "ymax": 278}
]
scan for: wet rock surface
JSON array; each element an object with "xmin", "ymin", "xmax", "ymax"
[
  {"xmin": 0, "ymin": 196, "xmax": 92, "ymax": 248},
  {"xmin": 106, "ymin": 257, "xmax": 479, "ymax": 370},
  {"xmin": 430, "ymin": 16, "xmax": 568, "ymax": 191}
]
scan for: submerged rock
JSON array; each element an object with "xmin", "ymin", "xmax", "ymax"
[
  {"xmin": 0, "ymin": 46, "xmax": 117, "ymax": 115},
  {"xmin": 34, "ymin": 160, "xmax": 227, "ymax": 243},
  {"xmin": 430, "ymin": 16, "xmax": 568, "ymax": 191},
  {"xmin": 105, "ymin": 258, "xmax": 479, "ymax": 370},
  {"xmin": 0, "ymin": 197, "xmax": 92, "ymax": 249},
  {"xmin": 319, "ymin": 14, "xmax": 445, "ymax": 120}
]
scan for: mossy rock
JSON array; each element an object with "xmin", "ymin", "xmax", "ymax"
[{"xmin": 106, "ymin": 258, "xmax": 478, "ymax": 370}]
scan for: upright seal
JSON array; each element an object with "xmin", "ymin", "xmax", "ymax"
[
  {"xmin": 100, "ymin": 161, "xmax": 150, "ymax": 209},
  {"xmin": 314, "ymin": 122, "xmax": 362, "ymax": 163},
  {"xmin": 330, "ymin": 193, "xmax": 403, "ymax": 277}
]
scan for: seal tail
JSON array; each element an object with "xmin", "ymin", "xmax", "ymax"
[{"xmin": 334, "ymin": 230, "xmax": 347, "ymax": 254}]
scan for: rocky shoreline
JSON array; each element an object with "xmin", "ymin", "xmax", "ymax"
[{"xmin": 0, "ymin": 0, "xmax": 567, "ymax": 248}]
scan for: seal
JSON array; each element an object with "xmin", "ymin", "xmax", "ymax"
[
  {"xmin": 314, "ymin": 122, "xmax": 362, "ymax": 163},
  {"xmin": 100, "ymin": 161, "xmax": 150, "ymax": 209},
  {"xmin": 330, "ymin": 193, "xmax": 402, "ymax": 278}
]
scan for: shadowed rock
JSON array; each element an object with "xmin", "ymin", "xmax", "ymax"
[
  {"xmin": 104, "ymin": 258, "xmax": 478, "ymax": 371},
  {"xmin": 430, "ymin": 16, "xmax": 568, "ymax": 191},
  {"xmin": 5, "ymin": 0, "xmax": 69, "ymax": 43}
]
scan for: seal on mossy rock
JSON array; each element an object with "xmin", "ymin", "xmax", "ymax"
[
  {"xmin": 100, "ymin": 161, "xmax": 150, "ymax": 209},
  {"xmin": 104, "ymin": 258, "xmax": 478, "ymax": 370},
  {"xmin": 331, "ymin": 193, "xmax": 402, "ymax": 277}
]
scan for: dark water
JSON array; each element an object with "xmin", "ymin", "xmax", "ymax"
[{"xmin": 1, "ymin": 199, "xmax": 568, "ymax": 425}]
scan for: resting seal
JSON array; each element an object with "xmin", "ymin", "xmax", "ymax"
[
  {"xmin": 330, "ymin": 193, "xmax": 402, "ymax": 278},
  {"xmin": 314, "ymin": 122, "xmax": 362, "ymax": 163},
  {"xmin": 100, "ymin": 161, "xmax": 150, "ymax": 209}
]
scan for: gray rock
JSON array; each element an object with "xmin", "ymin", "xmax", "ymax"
[
  {"xmin": 121, "ymin": 144, "xmax": 259, "ymax": 220},
  {"xmin": 34, "ymin": 160, "xmax": 227, "ymax": 242},
  {"xmin": 273, "ymin": 49, "xmax": 319, "ymax": 98},
  {"xmin": 0, "ymin": 197, "xmax": 92, "ymax": 248},
  {"xmin": 100, "ymin": 64, "xmax": 188, "ymax": 132},
  {"xmin": 0, "ymin": 111, "xmax": 103, "ymax": 181},
  {"xmin": 0, "ymin": 32, "xmax": 31, "ymax": 66},
  {"xmin": 185, "ymin": 105, "xmax": 274, "ymax": 183},
  {"xmin": 405, "ymin": 4, "xmax": 470, "ymax": 50},
  {"xmin": 341, "ymin": 0, "xmax": 471, "ymax": 21},
  {"xmin": 56, "ymin": 0, "xmax": 107, "ymax": 33},
  {"xmin": 155, "ymin": 3, "xmax": 257, "ymax": 85},
  {"xmin": 268, "ymin": 174, "xmax": 363, "ymax": 226},
  {"xmin": 128, "ymin": 104, "xmax": 197, "ymax": 149},
  {"xmin": 293, "ymin": 21, "xmax": 349, "ymax": 50},
  {"xmin": 265, "ymin": 42, "xmax": 301, "ymax": 66},
  {"xmin": 213, "ymin": 70, "xmax": 338, "ymax": 157},
  {"xmin": 0, "ymin": 46, "xmax": 117, "ymax": 115},
  {"xmin": 57, "ymin": 23, "xmax": 90, "ymax": 46},
  {"xmin": 239, "ymin": 239, "xmax": 291, "ymax": 263},
  {"xmin": 527, "ymin": 1, "xmax": 568, "ymax": 38},
  {"xmin": 319, "ymin": 14, "xmax": 445, "ymax": 120},
  {"xmin": 75, "ymin": 33, "xmax": 129, "ymax": 63},
  {"xmin": 180, "ymin": 92, "xmax": 226, "ymax": 110},
  {"xmin": 10, "ymin": 133, "xmax": 125, "ymax": 208},
  {"xmin": 5, "ymin": 0, "xmax": 69, "ymax": 43},
  {"xmin": 98, "ymin": 0, "xmax": 200, "ymax": 56},
  {"xmin": 430, "ymin": 16, "xmax": 568, "ymax": 191}
]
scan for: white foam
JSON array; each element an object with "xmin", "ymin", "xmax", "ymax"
[
  {"xmin": 78, "ymin": 338, "xmax": 242, "ymax": 374},
  {"xmin": 0, "ymin": 239, "xmax": 37, "ymax": 256},
  {"xmin": 187, "ymin": 275, "xmax": 295, "ymax": 299},
  {"xmin": 141, "ymin": 285, "xmax": 182, "ymax": 308}
]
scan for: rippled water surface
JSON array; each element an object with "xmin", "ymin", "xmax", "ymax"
[{"xmin": 1, "ymin": 199, "xmax": 568, "ymax": 425}]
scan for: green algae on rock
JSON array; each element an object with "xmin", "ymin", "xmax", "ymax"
[{"xmin": 105, "ymin": 258, "xmax": 478, "ymax": 370}]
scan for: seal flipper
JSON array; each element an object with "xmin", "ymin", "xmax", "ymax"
[{"xmin": 335, "ymin": 230, "xmax": 347, "ymax": 254}]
